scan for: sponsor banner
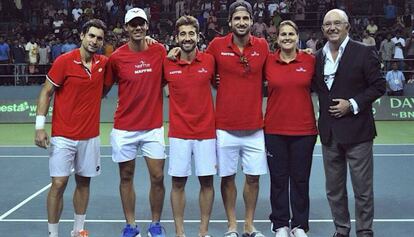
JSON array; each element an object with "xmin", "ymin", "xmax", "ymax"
[{"xmin": 0, "ymin": 96, "xmax": 413, "ymax": 123}]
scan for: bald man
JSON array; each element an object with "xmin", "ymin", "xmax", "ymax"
[{"xmin": 311, "ymin": 9, "xmax": 385, "ymax": 237}]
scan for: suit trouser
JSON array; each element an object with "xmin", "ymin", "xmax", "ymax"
[
  {"xmin": 322, "ymin": 138, "xmax": 374, "ymax": 237},
  {"xmin": 265, "ymin": 134, "xmax": 317, "ymax": 232}
]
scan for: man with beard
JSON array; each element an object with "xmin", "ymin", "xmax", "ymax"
[
  {"xmin": 206, "ymin": 1, "xmax": 269, "ymax": 237},
  {"xmin": 103, "ymin": 8, "xmax": 167, "ymax": 237},
  {"xmin": 34, "ymin": 19, "xmax": 108, "ymax": 237},
  {"xmin": 163, "ymin": 15, "xmax": 216, "ymax": 237}
]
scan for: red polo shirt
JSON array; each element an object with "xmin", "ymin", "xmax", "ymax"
[
  {"xmin": 264, "ymin": 51, "xmax": 317, "ymax": 135},
  {"xmin": 163, "ymin": 51, "xmax": 216, "ymax": 139},
  {"xmin": 105, "ymin": 43, "xmax": 166, "ymax": 131},
  {"xmin": 47, "ymin": 49, "xmax": 108, "ymax": 140},
  {"xmin": 206, "ymin": 33, "xmax": 269, "ymax": 130}
]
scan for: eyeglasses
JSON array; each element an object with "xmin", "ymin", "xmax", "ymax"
[
  {"xmin": 322, "ymin": 21, "xmax": 347, "ymax": 29},
  {"xmin": 240, "ymin": 55, "xmax": 251, "ymax": 74}
]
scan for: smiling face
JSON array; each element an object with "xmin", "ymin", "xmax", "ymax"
[
  {"xmin": 80, "ymin": 26, "xmax": 104, "ymax": 54},
  {"xmin": 322, "ymin": 10, "xmax": 350, "ymax": 46},
  {"xmin": 277, "ymin": 24, "xmax": 298, "ymax": 51},
  {"xmin": 177, "ymin": 24, "xmax": 198, "ymax": 53},
  {"xmin": 124, "ymin": 17, "xmax": 148, "ymax": 42},
  {"xmin": 229, "ymin": 9, "xmax": 253, "ymax": 38}
]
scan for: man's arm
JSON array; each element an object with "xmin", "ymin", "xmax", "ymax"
[
  {"xmin": 34, "ymin": 79, "xmax": 55, "ymax": 148},
  {"xmin": 353, "ymin": 47, "xmax": 386, "ymax": 112}
]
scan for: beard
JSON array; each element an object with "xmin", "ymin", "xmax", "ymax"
[
  {"xmin": 179, "ymin": 41, "xmax": 197, "ymax": 53},
  {"xmin": 231, "ymin": 26, "xmax": 250, "ymax": 38}
]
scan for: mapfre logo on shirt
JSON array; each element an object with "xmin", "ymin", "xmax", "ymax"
[
  {"xmin": 221, "ymin": 52, "xmax": 235, "ymax": 56},
  {"xmin": 134, "ymin": 60, "xmax": 152, "ymax": 74},
  {"xmin": 169, "ymin": 70, "xmax": 182, "ymax": 75}
]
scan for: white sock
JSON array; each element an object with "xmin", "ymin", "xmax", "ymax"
[
  {"xmin": 73, "ymin": 214, "xmax": 86, "ymax": 231},
  {"xmin": 48, "ymin": 223, "xmax": 59, "ymax": 237}
]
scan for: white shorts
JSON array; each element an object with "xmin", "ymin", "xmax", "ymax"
[
  {"xmin": 49, "ymin": 136, "xmax": 101, "ymax": 177},
  {"xmin": 216, "ymin": 129, "xmax": 268, "ymax": 177},
  {"xmin": 111, "ymin": 127, "xmax": 166, "ymax": 163},
  {"xmin": 168, "ymin": 137, "xmax": 217, "ymax": 177}
]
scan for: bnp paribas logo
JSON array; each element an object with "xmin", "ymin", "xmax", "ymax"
[{"xmin": 0, "ymin": 101, "xmax": 31, "ymax": 112}]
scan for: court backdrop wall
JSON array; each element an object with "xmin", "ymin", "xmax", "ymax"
[{"xmin": 0, "ymin": 86, "xmax": 413, "ymax": 122}]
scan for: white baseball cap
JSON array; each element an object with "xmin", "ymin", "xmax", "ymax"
[{"xmin": 124, "ymin": 8, "xmax": 148, "ymax": 24}]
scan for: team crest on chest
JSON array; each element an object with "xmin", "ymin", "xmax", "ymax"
[{"xmin": 134, "ymin": 60, "xmax": 152, "ymax": 74}]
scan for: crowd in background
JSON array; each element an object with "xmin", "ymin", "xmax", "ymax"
[{"xmin": 0, "ymin": 0, "xmax": 413, "ymax": 91}]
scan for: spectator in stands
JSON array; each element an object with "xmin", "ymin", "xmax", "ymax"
[
  {"xmin": 51, "ymin": 37, "xmax": 63, "ymax": 62},
  {"xmin": 10, "ymin": 38, "xmax": 27, "ymax": 85},
  {"xmin": 380, "ymin": 32, "xmax": 395, "ymax": 71},
  {"xmin": 267, "ymin": 18, "xmax": 277, "ymax": 39},
  {"xmin": 401, "ymin": 7, "xmax": 412, "ymax": 36},
  {"xmin": 0, "ymin": 36, "xmax": 11, "ymax": 85},
  {"xmin": 38, "ymin": 39, "xmax": 51, "ymax": 77},
  {"xmin": 253, "ymin": 0, "xmax": 266, "ymax": 20},
  {"xmin": 384, "ymin": 0, "xmax": 397, "ymax": 27},
  {"xmin": 206, "ymin": 10, "xmax": 218, "ymax": 41},
  {"xmin": 268, "ymin": 0, "xmax": 278, "ymax": 17},
  {"xmin": 306, "ymin": 31, "xmax": 320, "ymax": 53},
  {"xmin": 72, "ymin": 2, "xmax": 83, "ymax": 22},
  {"xmin": 176, "ymin": 0, "xmax": 185, "ymax": 19},
  {"xmin": 362, "ymin": 30, "xmax": 376, "ymax": 47},
  {"xmin": 25, "ymin": 37, "xmax": 39, "ymax": 81},
  {"xmin": 162, "ymin": 0, "xmax": 170, "ymax": 12},
  {"xmin": 366, "ymin": 19, "xmax": 378, "ymax": 35},
  {"xmin": 61, "ymin": 36, "xmax": 78, "ymax": 54},
  {"xmin": 405, "ymin": 30, "xmax": 414, "ymax": 70},
  {"xmin": 252, "ymin": 16, "xmax": 267, "ymax": 38},
  {"xmin": 391, "ymin": 29, "xmax": 406, "ymax": 70},
  {"xmin": 295, "ymin": 0, "xmax": 306, "ymax": 21},
  {"xmin": 113, "ymin": 22, "xmax": 123, "ymax": 36},
  {"xmin": 386, "ymin": 61, "xmax": 406, "ymax": 96},
  {"xmin": 125, "ymin": 0, "xmax": 134, "ymax": 11},
  {"xmin": 52, "ymin": 13, "xmax": 65, "ymax": 36}
]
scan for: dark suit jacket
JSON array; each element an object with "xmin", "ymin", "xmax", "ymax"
[{"xmin": 312, "ymin": 39, "xmax": 386, "ymax": 145}]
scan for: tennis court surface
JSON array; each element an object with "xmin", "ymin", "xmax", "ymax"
[{"xmin": 1, "ymin": 144, "xmax": 413, "ymax": 237}]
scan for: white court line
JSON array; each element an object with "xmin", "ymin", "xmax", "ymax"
[
  {"xmin": 1, "ymin": 154, "xmax": 414, "ymax": 158},
  {"xmin": 1, "ymin": 219, "xmax": 414, "ymax": 223},
  {"xmin": 0, "ymin": 183, "xmax": 51, "ymax": 220}
]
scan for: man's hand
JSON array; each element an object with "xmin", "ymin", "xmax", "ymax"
[
  {"xmin": 167, "ymin": 47, "xmax": 181, "ymax": 61},
  {"xmin": 145, "ymin": 36, "xmax": 158, "ymax": 45},
  {"xmin": 301, "ymin": 48, "xmax": 313, "ymax": 54},
  {"xmin": 35, "ymin": 129, "xmax": 50, "ymax": 149},
  {"xmin": 329, "ymin": 98, "xmax": 351, "ymax": 118}
]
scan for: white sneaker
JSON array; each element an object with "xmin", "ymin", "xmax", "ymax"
[
  {"xmin": 274, "ymin": 227, "xmax": 289, "ymax": 237},
  {"xmin": 290, "ymin": 227, "xmax": 307, "ymax": 237}
]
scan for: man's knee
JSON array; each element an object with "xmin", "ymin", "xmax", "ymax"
[
  {"xmin": 50, "ymin": 177, "xmax": 69, "ymax": 194},
  {"xmin": 172, "ymin": 177, "xmax": 187, "ymax": 191},
  {"xmin": 245, "ymin": 174, "xmax": 260, "ymax": 186}
]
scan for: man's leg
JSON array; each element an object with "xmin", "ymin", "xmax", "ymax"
[
  {"xmin": 119, "ymin": 159, "xmax": 136, "ymax": 225},
  {"xmin": 145, "ymin": 157, "xmax": 165, "ymax": 222},
  {"xmin": 346, "ymin": 141, "xmax": 374, "ymax": 237},
  {"xmin": 322, "ymin": 140, "xmax": 351, "ymax": 236},
  {"xmin": 72, "ymin": 175, "xmax": 91, "ymax": 233},
  {"xmin": 243, "ymin": 174, "xmax": 260, "ymax": 233},
  {"xmin": 221, "ymin": 175, "xmax": 238, "ymax": 232},
  {"xmin": 171, "ymin": 176, "xmax": 187, "ymax": 236},
  {"xmin": 48, "ymin": 176, "xmax": 69, "ymax": 237},
  {"xmin": 198, "ymin": 175, "xmax": 214, "ymax": 236}
]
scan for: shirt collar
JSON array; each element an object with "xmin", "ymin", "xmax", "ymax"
[
  {"xmin": 322, "ymin": 35, "xmax": 350, "ymax": 57},
  {"xmin": 72, "ymin": 48, "xmax": 101, "ymax": 65},
  {"xmin": 226, "ymin": 33, "xmax": 255, "ymax": 49},
  {"xmin": 274, "ymin": 49, "xmax": 303, "ymax": 64},
  {"xmin": 177, "ymin": 50, "xmax": 203, "ymax": 65}
]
